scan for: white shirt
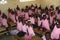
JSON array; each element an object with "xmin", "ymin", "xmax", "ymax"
[
  {"xmin": 42, "ymin": 19, "xmax": 50, "ymax": 30},
  {"xmin": 28, "ymin": 26, "xmax": 35, "ymax": 36},
  {"xmin": 42, "ymin": 35, "xmax": 46, "ymax": 40},
  {"xmin": 22, "ymin": 24, "xmax": 28, "ymax": 33},
  {"xmin": 57, "ymin": 14, "xmax": 60, "ymax": 20},
  {"xmin": 17, "ymin": 21, "xmax": 23, "ymax": 31},
  {"xmin": 29, "ymin": 17, "xmax": 35, "ymax": 24},
  {"xmin": 51, "ymin": 25, "xmax": 60, "ymax": 39},
  {"xmin": 38, "ymin": 17, "xmax": 42, "ymax": 26}
]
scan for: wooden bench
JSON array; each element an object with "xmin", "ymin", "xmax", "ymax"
[
  {"xmin": 12, "ymin": 35, "xmax": 42, "ymax": 40},
  {"xmin": 0, "ymin": 27, "xmax": 7, "ymax": 35},
  {"xmin": 8, "ymin": 21, "xmax": 16, "ymax": 30}
]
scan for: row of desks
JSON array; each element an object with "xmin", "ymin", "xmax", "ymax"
[{"xmin": 0, "ymin": 20, "xmax": 16, "ymax": 35}]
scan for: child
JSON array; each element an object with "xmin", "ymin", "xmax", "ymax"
[
  {"xmin": 17, "ymin": 17, "xmax": 23, "ymax": 31},
  {"xmin": 41, "ymin": 14, "xmax": 50, "ymax": 31},
  {"xmin": 22, "ymin": 20, "xmax": 28, "ymax": 33},
  {"xmin": 51, "ymin": 22, "xmax": 60, "ymax": 40},
  {"xmin": 49, "ymin": 12, "xmax": 56, "ymax": 26},
  {"xmin": 2, "ymin": 13, "xmax": 10, "ymax": 35},
  {"xmin": 2, "ymin": 13, "xmax": 8, "ymax": 28},
  {"xmin": 56, "ymin": 10, "xmax": 60, "ymax": 23},
  {"xmin": 24, "ymin": 21, "xmax": 35, "ymax": 40},
  {"xmin": 24, "ymin": 9, "xmax": 29, "ymax": 21},
  {"xmin": 38, "ymin": 15, "xmax": 42, "ymax": 30},
  {"xmin": 8, "ymin": 10, "xmax": 16, "ymax": 23},
  {"xmin": 29, "ymin": 15, "xmax": 35, "ymax": 28}
]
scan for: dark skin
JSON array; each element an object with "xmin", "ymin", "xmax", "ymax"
[{"xmin": 45, "ymin": 32, "xmax": 51, "ymax": 40}]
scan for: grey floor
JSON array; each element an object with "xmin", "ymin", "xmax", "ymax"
[{"xmin": 0, "ymin": 34, "xmax": 17, "ymax": 40}]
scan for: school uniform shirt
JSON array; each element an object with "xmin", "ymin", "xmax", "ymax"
[
  {"xmin": 17, "ymin": 21, "xmax": 23, "ymax": 31},
  {"xmin": 17, "ymin": 10, "xmax": 21, "ymax": 17},
  {"xmin": 24, "ymin": 12, "xmax": 29, "ymax": 20},
  {"xmin": 29, "ymin": 17, "xmax": 35, "ymax": 24},
  {"xmin": 27, "ymin": 26, "xmax": 35, "ymax": 36},
  {"xmin": 57, "ymin": 14, "xmax": 60, "ymax": 20},
  {"xmin": 38, "ymin": 17, "xmax": 42, "ymax": 26},
  {"xmin": 8, "ymin": 13, "xmax": 16, "ymax": 23},
  {"xmin": 2, "ymin": 18, "xmax": 8, "ymax": 27},
  {"xmin": 50, "ymin": 15, "xmax": 55, "ymax": 25},
  {"xmin": 21, "ymin": 12, "xmax": 25, "ymax": 17},
  {"xmin": 0, "ymin": 13, "xmax": 3, "ymax": 17},
  {"xmin": 42, "ymin": 35, "xmax": 46, "ymax": 40},
  {"xmin": 55, "ymin": 10, "xmax": 58, "ymax": 15},
  {"xmin": 42, "ymin": 19, "xmax": 50, "ymax": 30},
  {"xmin": 22, "ymin": 24, "xmax": 28, "ymax": 33},
  {"xmin": 38, "ymin": 9, "xmax": 41, "ymax": 15},
  {"xmin": 51, "ymin": 25, "xmax": 60, "ymax": 39}
]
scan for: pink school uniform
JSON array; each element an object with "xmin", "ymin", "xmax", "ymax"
[
  {"xmin": 21, "ymin": 12, "xmax": 25, "ymax": 17},
  {"xmin": 24, "ymin": 26, "xmax": 35, "ymax": 39},
  {"xmin": 51, "ymin": 25, "xmax": 60, "ymax": 39},
  {"xmin": 50, "ymin": 15, "xmax": 55, "ymax": 25},
  {"xmin": 42, "ymin": 35, "xmax": 46, "ymax": 40},
  {"xmin": 38, "ymin": 9, "xmax": 41, "ymax": 14},
  {"xmin": 38, "ymin": 17, "xmax": 42, "ymax": 27},
  {"xmin": 8, "ymin": 13, "xmax": 16, "ymax": 23},
  {"xmin": 24, "ymin": 12, "xmax": 29, "ymax": 20},
  {"xmin": 17, "ymin": 21, "xmax": 23, "ymax": 31},
  {"xmin": 28, "ymin": 26, "xmax": 35, "ymax": 36},
  {"xmin": 29, "ymin": 17, "xmax": 35, "ymax": 24},
  {"xmin": 42, "ymin": 19, "xmax": 50, "ymax": 30},
  {"xmin": 22, "ymin": 24, "xmax": 28, "ymax": 33},
  {"xmin": 2, "ymin": 18, "xmax": 8, "ymax": 27},
  {"xmin": 0, "ymin": 13, "xmax": 3, "ymax": 17},
  {"xmin": 17, "ymin": 10, "xmax": 21, "ymax": 17}
]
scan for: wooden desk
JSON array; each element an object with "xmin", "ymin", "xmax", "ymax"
[
  {"xmin": 8, "ymin": 21, "xmax": 16, "ymax": 30},
  {"xmin": 0, "ymin": 27, "xmax": 7, "ymax": 35}
]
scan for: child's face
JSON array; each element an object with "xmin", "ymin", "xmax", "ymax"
[{"xmin": 57, "ymin": 24, "xmax": 60, "ymax": 28}]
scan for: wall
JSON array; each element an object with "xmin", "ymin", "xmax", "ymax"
[{"xmin": 0, "ymin": 0, "xmax": 60, "ymax": 15}]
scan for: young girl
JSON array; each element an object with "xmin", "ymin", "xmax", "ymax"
[
  {"xmin": 51, "ymin": 22, "xmax": 60, "ymax": 40},
  {"xmin": 49, "ymin": 12, "xmax": 56, "ymax": 26},
  {"xmin": 41, "ymin": 14, "xmax": 50, "ymax": 31},
  {"xmin": 2, "ymin": 13, "xmax": 8, "ymax": 28},
  {"xmin": 17, "ymin": 17, "xmax": 23, "ymax": 31},
  {"xmin": 24, "ymin": 21, "xmax": 35, "ymax": 40},
  {"xmin": 8, "ymin": 9, "xmax": 16, "ymax": 23},
  {"xmin": 2, "ymin": 13, "xmax": 10, "ymax": 35},
  {"xmin": 29, "ymin": 15, "xmax": 35, "ymax": 28},
  {"xmin": 24, "ymin": 9, "xmax": 29, "ymax": 21}
]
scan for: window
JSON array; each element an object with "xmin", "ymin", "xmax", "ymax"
[
  {"xmin": 0, "ymin": 0, "xmax": 7, "ymax": 4},
  {"xmin": 20, "ymin": 0, "xmax": 35, "ymax": 2}
]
